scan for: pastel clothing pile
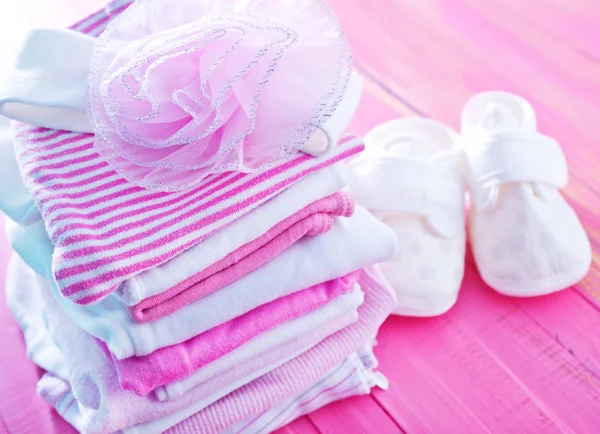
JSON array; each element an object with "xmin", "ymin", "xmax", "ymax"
[{"xmin": 0, "ymin": 0, "xmax": 398, "ymax": 433}]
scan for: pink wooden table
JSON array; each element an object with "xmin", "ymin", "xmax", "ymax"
[{"xmin": 1, "ymin": 0, "xmax": 600, "ymax": 433}]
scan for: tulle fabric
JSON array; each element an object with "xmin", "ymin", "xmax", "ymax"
[{"xmin": 88, "ymin": 0, "xmax": 352, "ymax": 191}]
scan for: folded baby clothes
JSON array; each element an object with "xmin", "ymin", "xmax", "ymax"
[
  {"xmin": 2, "ymin": 2, "xmax": 400, "ymax": 434},
  {"xmin": 104, "ymin": 272, "xmax": 361, "ymax": 396},
  {"xmin": 158, "ymin": 267, "xmax": 395, "ymax": 434},
  {"xmin": 0, "ymin": 142, "xmax": 355, "ymax": 314},
  {"xmin": 129, "ymin": 192, "xmax": 354, "ymax": 323},
  {"xmin": 7, "ymin": 254, "xmax": 395, "ymax": 433},
  {"xmin": 0, "ymin": 141, "xmax": 361, "ymax": 331},
  {"xmin": 38, "ymin": 348, "xmax": 382, "ymax": 434},
  {"xmin": 153, "ymin": 305, "xmax": 357, "ymax": 402},
  {"xmin": 6, "ymin": 205, "xmax": 396, "ymax": 358},
  {"xmin": 115, "ymin": 163, "xmax": 348, "ymax": 307},
  {"xmin": 8, "ymin": 241, "xmax": 360, "ymax": 405},
  {"xmin": 3, "ymin": 0, "xmax": 364, "ymax": 307},
  {"xmin": 15, "ymin": 131, "xmax": 362, "ymax": 305},
  {"xmin": 221, "ymin": 347, "xmax": 386, "ymax": 434}
]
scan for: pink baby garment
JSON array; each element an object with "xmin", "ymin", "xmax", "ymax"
[
  {"xmin": 129, "ymin": 192, "xmax": 354, "ymax": 323},
  {"xmin": 15, "ymin": 126, "xmax": 362, "ymax": 305},
  {"xmin": 165, "ymin": 267, "xmax": 395, "ymax": 434},
  {"xmin": 105, "ymin": 272, "xmax": 361, "ymax": 396},
  {"xmin": 39, "ymin": 347, "xmax": 381, "ymax": 434},
  {"xmin": 8, "ymin": 253, "xmax": 394, "ymax": 433},
  {"xmin": 6, "ymin": 0, "xmax": 364, "ymax": 305},
  {"xmin": 152, "ymin": 307, "xmax": 358, "ymax": 402}
]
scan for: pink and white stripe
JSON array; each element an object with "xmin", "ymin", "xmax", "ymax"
[
  {"xmin": 13, "ymin": 0, "xmax": 364, "ymax": 305},
  {"xmin": 225, "ymin": 351, "xmax": 379, "ymax": 434},
  {"xmin": 45, "ymin": 351, "xmax": 378, "ymax": 434}
]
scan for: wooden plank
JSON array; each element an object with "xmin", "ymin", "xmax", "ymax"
[
  {"xmin": 0, "ymin": 415, "xmax": 10, "ymax": 434},
  {"xmin": 371, "ymin": 264, "xmax": 600, "ymax": 434},
  {"xmin": 511, "ymin": 289, "xmax": 600, "ymax": 379},
  {"xmin": 349, "ymin": 72, "xmax": 420, "ymax": 136},
  {"xmin": 579, "ymin": 259, "xmax": 600, "ymax": 307},
  {"xmin": 461, "ymin": 250, "xmax": 600, "ymax": 379},
  {"xmin": 274, "ymin": 416, "xmax": 320, "ymax": 434},
  {"xmin": 499, "ymin": 0, "xmax": 600, "ymax": 61},
  {"xmin": 435, "ymin": 0, "xmax": 600, "ymax": 175},
  {"xmin": 308, "ymin": 394, "xmax": 404, "ymax": 434}
]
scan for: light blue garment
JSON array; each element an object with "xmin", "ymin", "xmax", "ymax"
[
  {"xmin": 0, "ymin": 115, "xmax": 40, "ymax": 224},
  {"xmin": 0, "ymin": 29, "xmax": 95, "ymax": 132}
]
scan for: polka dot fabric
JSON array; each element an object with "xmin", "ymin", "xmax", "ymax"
[
  {"xmin": 347, "ymin": 118, "xmax": 467, "ymax": 317},
  {"xmin": 462, "ymin": 91, "xmax": 591, "ymax": 297},
  {"xmin": 469, "ymin": 184, "xmax": 591, "ymax": 296},
  {"xmin": 375, "ymin": 211, "xmax": 466, "ymax": 316}
]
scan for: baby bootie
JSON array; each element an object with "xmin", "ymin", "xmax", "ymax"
[
  {"xmin": 348, "ymin": 118, "xmax": 466, "ymax": 316},
  {"xmin": 462, "ymin": 91, "xmax": 591, "ymax": 296}
]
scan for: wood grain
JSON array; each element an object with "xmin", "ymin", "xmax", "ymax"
[
  {"xmin": 308, "ymin": 395, "xmax": 404, "ymax": 434},
  {"xmin": 273, "ymin": 417, "xmax": 320, "ymax": 434},
  {"xmin": 1, "ymin": 0, "xmax": 600, "ymax": 433}
]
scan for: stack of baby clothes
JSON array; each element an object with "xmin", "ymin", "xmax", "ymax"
[{"xmin": 0, "ymin": 0, "xmax": 397, "ymax": 433}]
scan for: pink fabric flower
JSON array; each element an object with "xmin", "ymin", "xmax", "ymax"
[{"xmin": 88, "ymin": 0, "xmax": 352, "ymax": 191}]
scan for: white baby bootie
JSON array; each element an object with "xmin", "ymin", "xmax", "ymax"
[
  {"xmin": 348, "ymin": 118, "xmax": 466, "ymax": 316},
  {"xmin": 462, "ymin": 91, "xmax": 591, "ymax": 297}
]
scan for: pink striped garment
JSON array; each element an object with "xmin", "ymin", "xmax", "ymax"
[
  {"xmin": 129, "ymin": 192, "xmax": 354, "ymax": 323},
  {"xmin": 13, "ymin": 0, "xmax": 364, "ymax": 305},
  {"xmin": 104, "ymin": 272, "xmax": 360, "ymax": 397}
]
